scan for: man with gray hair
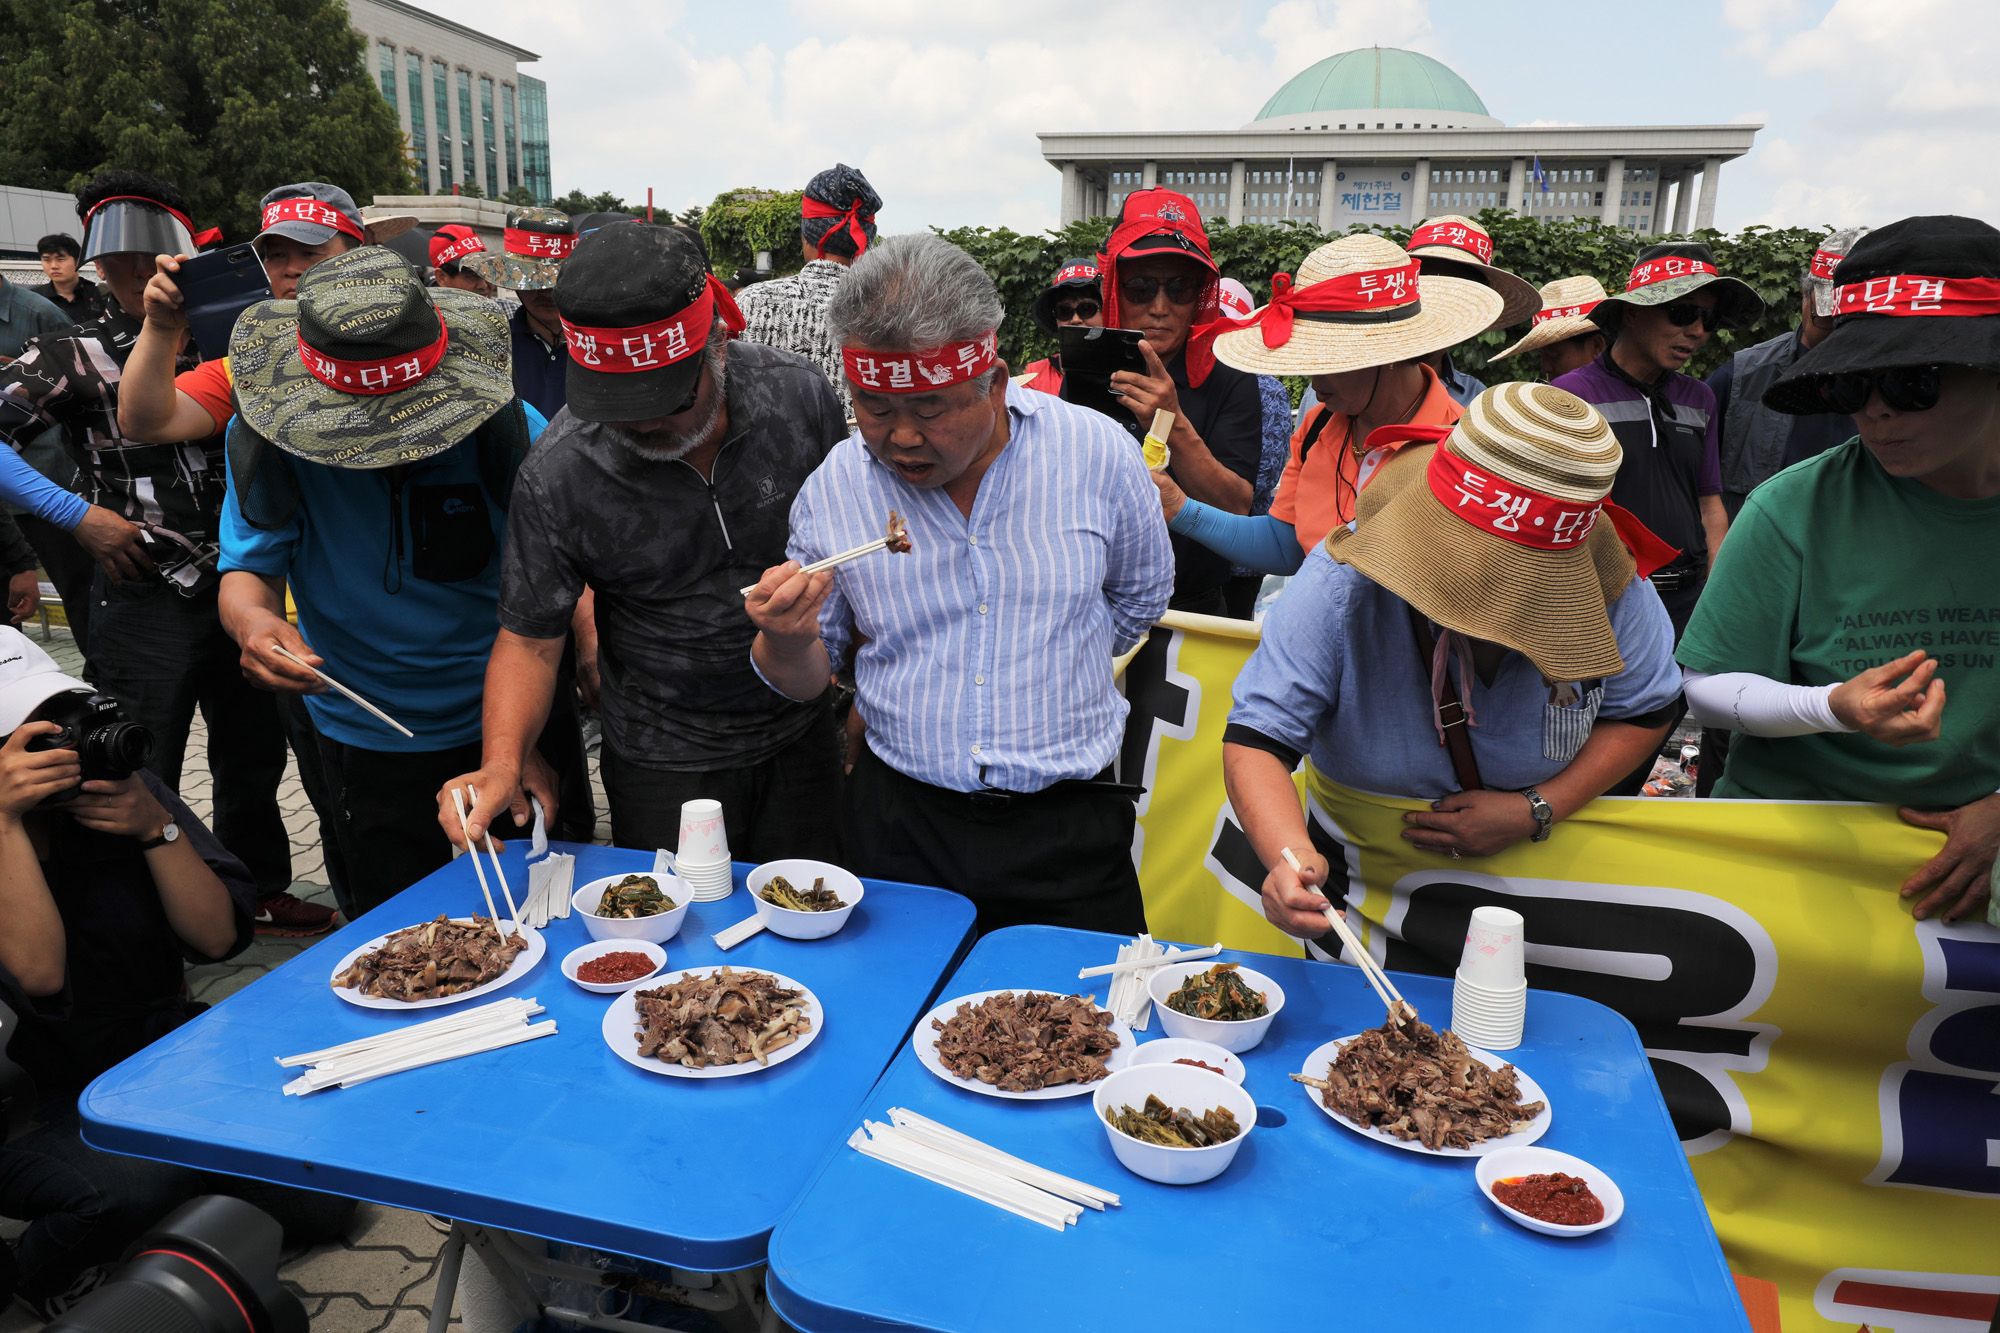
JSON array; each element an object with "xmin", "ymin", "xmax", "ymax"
[
  {"xmin": 1708, "ymin": 225, "xmax": 1872, "ymax": 517},
  {"xmin": 747, "ymin": 233, "xmax": 1174, "ymax": 934},
  {"xmin": 451, "ymin": 222, "xmax": 849, "ymax": 863}
]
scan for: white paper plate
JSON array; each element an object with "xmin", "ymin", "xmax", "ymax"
[
  {"xmin": 600, "ymin": 966, "xmax": 822, "ymax": 1079},
  {"xmin": 1296, "ymin": 1034, "xmax": 1551, "ymax": 1157},
  {"xmin": 329, "ymin": 918, "xmax": 545, "ymax": 1010},
  {"xmin": 915, "ymin": 988, "xmax": 1135, "ymax": 1101}
]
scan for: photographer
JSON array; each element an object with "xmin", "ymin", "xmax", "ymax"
[{"xmin": 0, "ymin": 628, "xmax": 353, "ymax": 1315}]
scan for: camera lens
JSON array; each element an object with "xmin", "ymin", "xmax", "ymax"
[
  {"xmin": 83, "ymin": 720, "xmax": 153, "ymax": 777},
  {"xmin": 42, "ymin": 1196, "xmax": 306, "ymax": 1333}
]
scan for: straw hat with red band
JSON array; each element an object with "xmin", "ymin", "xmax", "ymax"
[
  {"xmin": 1200, "ymin": 233, "xmax": 1502, "ymax": 379},
  {"xmin": 1096, "ymin": 188, "xmax": 1225, "ymax": 381},
  {"xmin": 1404, "ymin": 215, "xmax": 1540, "ymax": 329},
  {"xmin": 1327, "ymin": 381, "xmax": 1679, "ymax": 682},
  {"xmin": 555, "ymin": 221, "xmax": 743, "ymax": 422},
  {"xmin": 1765, "ymin": 215, "xmax": 2000, "ymax": 414},
  {"xmin": 1587, "ymin": 240, "xmax": 1763, "ymax": 334},
  {"xmin": 462, "ymin": 208, "xmax": 576, "ymax": 291},
  {"xmin": 1492, "ymin": 276, "xmax": 1610, "ymax": 361},
  {"xmin": 228, "ymin": 246, "xmax": 512, "ymax": 469}
]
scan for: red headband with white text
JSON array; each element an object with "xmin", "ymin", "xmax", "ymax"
[
  {"xmin": 843, "ymin": 330, "xmax": 999, "ymax": 393},
  {"xmin": 1626, "ymin": 256, "xmax": 1719, "ymax": 291},
  {"xmin": 505, "ymin": 228, "xmax": 575, "ymax": 260},
  {"xmin": 1834, "ymin": 274, "xmax": 2000, "ymax": 318},
  {"xmin": 1408, "ymin": 221, "xmax": 1494, "ymax": 264},
  {"xmin": 561, "ymin": 273, "xmax": 746, "ymax": 373},
  {"xmin": 298, "ymin": 325, "xmax": 449, "ymax": 395},
  {"xmin": 1532, "ymin": 300, "xmax": 1601, "ymax": 327},
  {"xmin": 1809, "ymin": 249, "xmax": 1844, "ymax": 282},
  {"xmin": 1428, "ymin": 445, "xmax": 1677, "ymax": 576},
  {"xmin": 431, "ymin": 230, "xmax": 486, "ymax": 266},
  {"xmin": 261, "ymin": 199, "xmax": 365, "ymax": 243}
]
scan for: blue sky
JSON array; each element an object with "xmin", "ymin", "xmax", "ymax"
[{"xmin": 420, "ymin": 0, "xmax": 1998, "ymax": 236}]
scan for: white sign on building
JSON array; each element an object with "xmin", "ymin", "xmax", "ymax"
[{"xmin": 1330, "ymin": 166, "xmax": 1415, "ymax": 228}]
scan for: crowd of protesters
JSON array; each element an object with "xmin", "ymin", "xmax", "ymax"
[{"xmin": 0, "ymin": 154, "xmax": 1995, "ymax": 1313}]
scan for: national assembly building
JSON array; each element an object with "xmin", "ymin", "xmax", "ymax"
[{"xmin": 1039, "ymin": 47, "xmax": 1759, "ymax": 235}]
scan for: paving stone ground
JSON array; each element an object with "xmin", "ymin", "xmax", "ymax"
[{"xmin": 0, "ymin": 628, "xmax": 775, "ymax": 1333}]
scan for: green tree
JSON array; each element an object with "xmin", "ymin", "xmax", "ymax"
[
  {"xmin": 940, "ymin": 211, "xmax": 1827, "ymax": 386},
  {"xmin": 502, "ymin": 185, "xmax": 538, "ymax": 207},
  {"xmin": 552, "ymin": 189, "xmax": 629, "ymax": 215},
  {"xmin": 0, "ymin": 0, "xmax": 414, "ymax": 243},
  {"xmin": 676, "ymin": 204, "xmax": 705, "ymax": 229},
  {"xmin": 701, "ymin": 188, "xmax": 805, "ymax": 277}
]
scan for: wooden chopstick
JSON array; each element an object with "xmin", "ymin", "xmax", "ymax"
[
  {"xmin": 450, "ymin": 784, "xmax": 508, "ymax": 940},
  {"xmin": 1281, "ymin": 846, "xmax": 1416, "ymax": 1025},
  {"xmin": 272, "ymin": 643, "xmax": 415, "ymax": 739},
  {"xmin": 738, "ymin": 537, "xmax": 889, "ymax": 598}
]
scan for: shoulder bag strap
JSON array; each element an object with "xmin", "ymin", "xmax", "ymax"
[{"xmin": 1405, "ymin": 604, "xmax": 1484, "ymax": 793}]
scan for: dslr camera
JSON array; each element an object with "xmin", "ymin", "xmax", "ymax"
[{"xmin": 26, "ymin": 689, "xmax": 154, "ymax": 802}]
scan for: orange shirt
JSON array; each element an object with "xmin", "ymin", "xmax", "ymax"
[
  {"xmin": 1267, "ymin": 362, "xmax": 1462, "ymax": 552},
  {"xmin": 177, "ymin": 356, "xmax": 234, "ymax": 433}
]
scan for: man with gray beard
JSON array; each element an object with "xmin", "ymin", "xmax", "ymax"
[{"xmin": 447, "ymin": 223, "xmax": 847, "ymax": 861}]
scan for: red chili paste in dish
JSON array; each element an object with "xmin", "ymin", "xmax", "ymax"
[
  {"xmin": 1492, "ymin": 1173, "xmax": 1604, "ymax": 1225},
  {"xmin": 577, "ymin": 951, "xmax": 656, "ymax": 984}
]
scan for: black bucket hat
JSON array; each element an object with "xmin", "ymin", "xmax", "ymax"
[
  {"xmin": 1030, "ymin": 258, "xmax": 1102, "ymax": 337},
  {"xmin": 555, "ymin": 221, "xmax": 745, "ymax": 422},
  {"xmin": 1764, "ymin": 215, "xmax": 2000, "ymax": 414},
  {"xmin": 1588, "ymin": 241, "xmax": 1763, "ymax": 335}
]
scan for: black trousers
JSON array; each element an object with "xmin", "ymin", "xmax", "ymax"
[
  {"xmin": 313, "ymin": 734, "xmax": 531, "ymax": 918},
  {"xmin": 0, "ymin": 1113, "xmax": 355, "ymax": 1306},
  {"xmin": 844, "ymin": 745, "xmax": 1146, "ymax": 937},
  {"xmin": 86, "ymin": 576, "xmax": 291, "ymax": 894},
  {"xmin": 599, "ymin": 707, "xmax": 843, "ymax": 865},
  {"xmin": 18, "ymin": 513, "xmax": 95, "ymax": 658},
  {"xmin": 544, "ymin": 638, "xmax": 596, "ymax": 843},
  {"xmin": 280, "ymin": 695, "xmax": 353, "ymax": 917}
]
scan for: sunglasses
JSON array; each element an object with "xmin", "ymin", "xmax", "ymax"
[
  {"xmin": 1054, "ymin": 298, "xmax": 1101, "ymax": 322},
  {"xmin": 1818, "ymin": 364, "xmax": 1944, "ymax": 415},
  {"xmin": 665, "ymin": 357, "xmax": 705, "ymax": 417},
  {"xmin": 1119, "ymin": 275, "xmax": 1205, "ymax": 306},
  {"xmin": 1658, "ymin": 302, "xmax": 1722, "ymax": 331}
]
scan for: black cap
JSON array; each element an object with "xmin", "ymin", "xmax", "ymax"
[
  {"xmin": 1030, "ymin": 257, "xmax": 1102, "ymax": 337},
  {"xmin": 1765, "ymin": 215, "xmax": 2000, "ymax": 414},
  {"xmin": 556, "ymin": 222, "xmax": 712, "ymax": 422}
]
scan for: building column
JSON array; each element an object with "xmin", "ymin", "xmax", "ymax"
[
  {"xmin": 1318, "ymin": 159, "xmax": 1338, "ymax": 230},
  {"xmin": 1669, "ymin": 171, "xmax": 1693, "ymax": 233},
  {"xmin": 1506, "ymin": 157, "xmax": 1526, "ymax": 213},
  {"xmin": 1059, "ymin": 161, "xmax": 1079, "ymax": 225},
  {"xmin": 1602, "ymin": 157, "xmax": 1625, "ymax": 226},
  {"xmin": 1649, "ymin": 167, "xmax": 1670, "ymax": 234},
  {"xmin": 1227, "ymin": 159, "xmax": 1246, "ymax": 226},
  {"xmin": 1694, "ymin": 157, "xmax": 1722, "ymax": 230},
  {"xmin": 1410, "ymin": 159, "xmax": 1432, "ymax": 221},
  {"xmin": 1141, "ymin": 160, "xmax": 1158, "ymax": 190}
]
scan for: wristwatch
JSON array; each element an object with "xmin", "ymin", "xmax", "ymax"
[
  {"xmin": 1521, "ymin": 789, "xmax": 1554, "ymax": 843},
  {"xmin": 138, "ymin": 821, "xmax": 180, "ymax": 850}
]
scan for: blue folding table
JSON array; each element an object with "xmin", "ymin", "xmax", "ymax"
[
  {"xmin": 766, "ymin": 925, "xmax": 1748, "ymax": 1332},
  {"xmin": 81, "ymin": 845, "xmax": 976, "ymax": 1329}
]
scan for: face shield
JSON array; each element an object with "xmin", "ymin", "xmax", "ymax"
[{"xmin": 82, "ymin": 197, "xmax": 198, "ymax": 263}]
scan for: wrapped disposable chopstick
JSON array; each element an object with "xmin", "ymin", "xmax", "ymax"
[
  {"xmin": 278, "ymin": 997, "xmax": 555, "ymax": 1094},
  {"xmin": 1102, "ymin": 934, "xmax": 1164, "ymax": 1029},
  {"xmin": 886, "ymin": 1109, "xmax": 1119, "ymax": 1209},
  {"xmin": 849, "ymin": 1122, "xmax": 1079, "ymax": 1232}
]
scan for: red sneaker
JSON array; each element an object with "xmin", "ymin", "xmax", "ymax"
[{"xmin": 254, "ymin": 890, "xmax": 337, "ymax": 936}]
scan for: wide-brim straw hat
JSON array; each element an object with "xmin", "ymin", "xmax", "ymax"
[
  {"xmin": 1406, "ymin": 215, "xmax": 1541, "ymax": 329},
  {"xmin": 1327, "ymin": 382, "xmax": 1638, "ymax": 682},
  {"xmin": 1493, "ymin": 276, "xmax": 1611, "ymax": 360},
  {"xmin": 230, "ymin": 246, "xmax": 512, "ymax": 469},
  {"xmin": 1213, "ymin": 234, "xmax": 1502, "ymax": 377},
  {"xmin": 363, "ymin": 211, "xmax": 420, "ymax": 243}
]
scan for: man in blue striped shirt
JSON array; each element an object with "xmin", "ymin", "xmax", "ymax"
[{"xmin": 748, "ymin": 234, "xmax": 1174, "ymax": 933}]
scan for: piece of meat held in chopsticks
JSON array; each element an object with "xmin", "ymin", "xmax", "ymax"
[
  {"xmin": 332, "ymin": 915, "xmax": 526, "ymax": 1002},
  {"xmin": 739, "ymin": 510, "xmax": 913, "ymax": 597},
  {"xmin": 630, "ymin": 967, "xmax": 811, "ymax": 1068},
  {"xmin": 1290, "ymin": 1017, "xmax": 1545, "ymax": 1151},
  {"xmin": 883, "ymin": 509, "xmax": 912, "ymax": 554}
]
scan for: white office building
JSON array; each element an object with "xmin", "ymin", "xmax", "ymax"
[
  {"xmin": 346, "ymin": 0, "xmax": 552, "ymax": 203},
  {"xmin": 1041, "ymin": 47, "xmax": 1758, "ymax": 235}
]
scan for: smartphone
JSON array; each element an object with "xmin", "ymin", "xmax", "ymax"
[
  {"xmin": 177, "ymin": 245, "xmax": 272, "ymax": 360},
  {"xmin": 1056, "ymin": 326, "xmax": 1149, "ymax": 424}
]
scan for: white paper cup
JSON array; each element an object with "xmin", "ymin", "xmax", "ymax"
[
  {"xmin": 1458, "ymin": 905, "xmax": 1525, "ymax": 988},
  {"xmin": 677, "ymin": 799, "xmax": 729, "ymax": 866}
]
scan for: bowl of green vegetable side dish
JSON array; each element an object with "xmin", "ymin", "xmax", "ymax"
[
  {"xmin": 746, "ymin": 860, "xmax": 865, "ymax": 940},
  {"xmin": 573, "ymin": 872, "xmax": 691, "ymax": 944},
  {"xmin": 1146, "ymin": 960, "xmax": 1285, "ymax": 1054},
  {"xmin": 1093, "ymin": 1061, "xmax": 1257, "ymax": 1185}
]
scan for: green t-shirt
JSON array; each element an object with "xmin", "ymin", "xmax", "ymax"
[{"xmin": 1678, "ymin": 440, "xmax": 2000, "ymax": 807}]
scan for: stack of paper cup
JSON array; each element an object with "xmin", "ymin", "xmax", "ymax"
[
  {"xmin": 672, "ymin": 799, "xmax": 735, "ymax": 903},
  {"xmin": 1452, "ymin": 905, "xmax": 1526, "ymax": 1050}
]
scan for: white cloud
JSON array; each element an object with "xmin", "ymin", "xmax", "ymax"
[
  {"xmin": 1732, "ymin": 0, "xmax": 2000, "ymax": 225},
  {"xmin": 1260, "ymin": 0, "xmax": 1433, "ymax": 78}
]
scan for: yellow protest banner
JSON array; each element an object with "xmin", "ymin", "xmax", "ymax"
[{"xmin": 1122, "ymin": 615, "xmax": 2000, "ymax": 1332}]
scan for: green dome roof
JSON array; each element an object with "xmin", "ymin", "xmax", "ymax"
[{"xmin": 1256, "ymin": 47, "xmax": 1489, "ymax": 120}]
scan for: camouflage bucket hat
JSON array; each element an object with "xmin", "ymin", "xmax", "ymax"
[
  {"xmin": 229, "ymin": 245, "xmax": 512, "ymax": 469},
  {"xmin": 1589, "ymin": 241, "xmax": 1764, "ymax": 333},
  {"xmin": 462, "ymin": 207, "xmax": 575, "ymax": 291}
]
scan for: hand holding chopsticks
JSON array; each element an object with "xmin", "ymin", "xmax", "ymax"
[
  {"xmin": 1280, "ymin": 846, "xmax": 1417, "ymax": 1026},
  {"xmin": 740, "ymin": 510, "xmax": 911, "ymax": 598},
  {"xmin": 448, "ymin": 786, "xmax": 515, "ymax": 942},
  {"xmin": 270, "ymin": 642, "xmax": 414, "ymax": 739}
]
